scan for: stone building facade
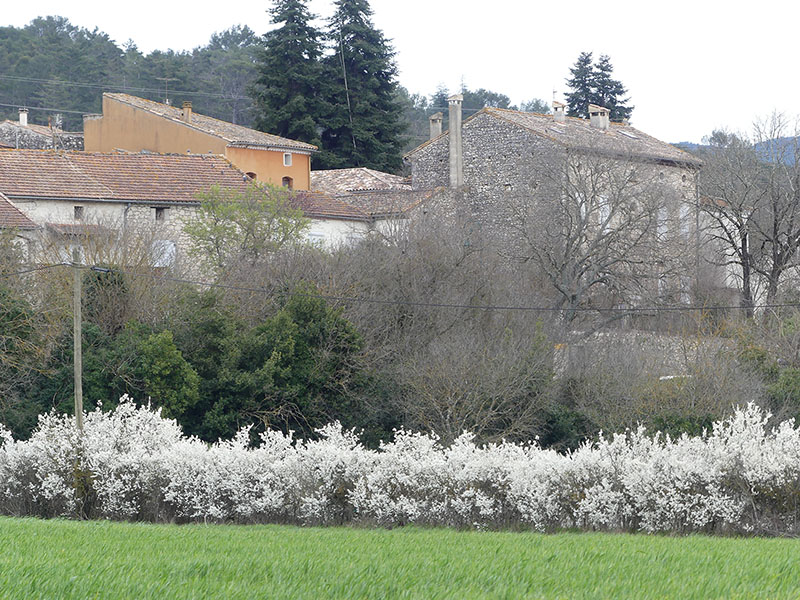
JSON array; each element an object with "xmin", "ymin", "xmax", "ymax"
[
  {"xmin": 0, "ymin": 109, "xmax": 83, "ymax": 150},
  {"xmin": 404, "ymin": 100, "xmax": 731, "ymax": 314}
]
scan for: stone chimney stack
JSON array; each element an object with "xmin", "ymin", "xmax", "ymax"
[
  {"xmin": 182, "ymin": 101, "xmax": 192, "ymax": 124},
  {"xmin": 553, "ymin": 101, "xmax": 566, "ymax": 124},
  {"xmin": 588, "ymin": 104, "xmax": 610, "ymax": 131},
  {"xmin": 429, "ymin": 112, "xmax": 443, "ymax": 140},
  {"xmin": 448, "ymin": 94, "xmax": 464, "ymax": 189},
  {"xmin": 18, "ymin": 108, "xmax": 28, "ymax": 127}
]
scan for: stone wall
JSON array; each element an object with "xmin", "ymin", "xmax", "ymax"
[{"xmin": 0, "ymin": 122, "xmax": 84, "ymax": 150}]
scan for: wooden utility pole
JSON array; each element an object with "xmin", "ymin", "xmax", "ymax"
[{"xmin": 72, "ymin": 247, "xmax": 83, "ymax": 432}]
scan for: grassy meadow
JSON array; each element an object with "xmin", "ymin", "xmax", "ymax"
[{"xmin": 1, "ymin": 517, "xmax": 799, "ymax": 599}]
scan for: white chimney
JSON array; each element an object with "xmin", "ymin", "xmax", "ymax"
[
  {"xmin": 429, "ymin": 112, "xmax": 443, "ymax": 140},
  {"xmin": 18, "ymin": 108, "xmax": 28, "ymax": 127},
  {"xmin": 448, "ymin": 94, "xmax": 464, "ymax": 189},
  {"xmin": 588, "ymin": 104, "xmax": 610, "ymax": 131},
  {"xmin": 553, "ymin": 101, "xmax": 566, "ymax": 124}
]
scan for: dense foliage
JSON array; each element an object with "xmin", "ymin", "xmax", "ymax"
[
  {"xmin": 3, "ymin": 399, "xmax": 800, "ymax": 536},
  {"xmin": 565, "ymin": 51, "xmax": 633, "ymax": 121}
]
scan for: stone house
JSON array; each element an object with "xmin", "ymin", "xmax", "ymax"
[
  {"xmin": 0, "ymin": 150, "xmax": 374, "ymax": 269},
  {"xmin": 0, "ymin": 108, "xmax": 83, "ymax": 150},
  {"xmin": 83, "ymin": 93, "xmax": 316, "ymax": 190},
  {"xmin": 404, "ymin": 97, "xmax": 730, "ymax": 312}
]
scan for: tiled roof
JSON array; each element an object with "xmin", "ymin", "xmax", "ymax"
[
  {"xmin": 104, "ymin": 93, "xmax": 317, "ymax": 152},
  {"xmin": 311, "ymin": 167, "xmax": 409, "ymax": 193},
  {"xmin": 293, "ymin": 190, "xmax": 370, "ymax": 221},
  {"xmin": 0, "ymin": 193, "xmax": 37, "ymax": 229},
  {"xmin": 405, "ymin": 108, "xmax": 702, "ymax": 167},
  {"xmin": 0, "ymin": 120, "xmax": 82, "ymax": 137},
  {"xmin": 0, "ymin": 149, "xmax": 360, "ymax": 221},
  {"xmin": 332, "ymin": 189, "xmax": 433, "ymax": 218},
  {"xmin": 0, "ymin": 150, "xmax": 249, "ymax": 204}
]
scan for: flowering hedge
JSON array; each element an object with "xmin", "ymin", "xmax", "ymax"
[{"xmin": 1, "ymin": 398, "xmax": 800, "ymax": 534}]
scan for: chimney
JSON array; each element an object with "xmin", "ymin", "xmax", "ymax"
[
  {"xmin": 448, "ymin": 94, "xmax": 464, "ymax": 189},
  {"xmin": 553, "ymin": 101, "xmax": 566, "ymax": 124},
  {"xmin": 429, "ymin": 112, "xmax": 443, "ymax": 140},
  {"xmin": 181, "ymin": 101, "xmax": 192, "ymax": 124},
  {"xmin": 18, "ymin": 108, "xmax": 28, "ymax": 127},
  {"xmin": 588, "ymin": 103, "xmax": 610, "ymax": 131}
]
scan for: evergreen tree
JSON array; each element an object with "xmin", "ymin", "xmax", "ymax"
[
  {"xmin": 565, "ymin": 52, "xmax": 633, "ymax": 122},
  {"xmin": 565, "ymin": 51, "xmax": 595, "ymax": 119},
  {"xmin": 250, "ymin": 0, "xmax": 326, "ymax": 147},
  {"xmin": 592, "ymin": 54, "xmax": 633, "ymax": 122},
  {"xmin": 319, "ymin": 0, "xmax": 406, "ymax": 172}
]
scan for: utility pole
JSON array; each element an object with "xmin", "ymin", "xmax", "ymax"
[
  {"xmin": 72, "ymin": 247, "xmax": 83, "ymax": 432},
  {"xmin": 155, "ymin": 76, "xmax": 180, "ymax": 105}
]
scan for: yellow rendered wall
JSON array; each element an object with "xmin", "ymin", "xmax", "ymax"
[
  {"xmin": 84, "ymin": 96, "xmax": 311, "ymax": 190},
  {"xmin": 225, "ymin": 146, "xmax": 310, "ymax": 190},
  {"xmin": 84, "ymin": 97, "xmax": 227, "ymax": 156}
]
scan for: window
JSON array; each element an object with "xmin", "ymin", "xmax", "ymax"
[
  {"xmin": 283, "ymin": 153, "xmax": 292, "ymax": 167},
  {"xmin": 245, "ymin": 172, "xmax": 257, "ymax": 180},
  {"xmin": 282, "ymin": 176, "xmax": 294, "ymax": 190},
  {"xmin": 154, "ymin": 207, "xmax": 166, "ymax": 222},
  {"xmin": 74, "ymin": 206, "xmax": 84, "ymax": 221},
  {"xmin": 151, "ymin": 240, "xmax": 176, "ymax": 268}
]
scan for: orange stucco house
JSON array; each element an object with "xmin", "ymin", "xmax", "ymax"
[{"xmin": 83, "ymin": 93, "xmax": 317, "ymax": 190}]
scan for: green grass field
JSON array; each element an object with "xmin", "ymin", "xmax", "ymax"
[{"xmin": 1, "ymin": 517, "xmax": 799, "ymax": 599}]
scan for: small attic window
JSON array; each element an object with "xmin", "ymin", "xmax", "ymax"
[
  {"xmin": 154, "ymin": 207, "xmax": 166, "ymax": 222},
  {"xmin": 74, "ymin": 206, "xmax": 84, "ymax": 221},
  {"xmin": 283, "ymin": 153, "xmax": 292, "ymax": 167},
  {"xmin": 245, "ymin": 172, "xmax": 257, "ymax": 180}
]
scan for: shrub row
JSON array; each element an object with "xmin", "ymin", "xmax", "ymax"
[{"xmin": 1, "ymin": 398, "xmax": 799, "ymax": 534}]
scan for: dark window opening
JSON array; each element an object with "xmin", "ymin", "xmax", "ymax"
[
  {"xmin": 74, "ymin": 206, "xmax": 84, "ymax": 221},
  {"xmin": 245, "ymin": 172, "xmax": 257, "ymax": 180},
  {"xmin": 282, "ymin": 176, "xmax": 294, "ymax": 190},
  {"xmin": 155, "ymin": 207, "xmax": 165, "ymax": 222}
]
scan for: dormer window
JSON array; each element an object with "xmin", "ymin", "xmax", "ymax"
[{"xmin": 283, "ymin": 153, "xmax": 292, "ymax": 167}]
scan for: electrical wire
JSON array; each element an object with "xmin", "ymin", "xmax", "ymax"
[{"xmin": 6, "ymin": 262, "xmax": 797, "ymax": 315}]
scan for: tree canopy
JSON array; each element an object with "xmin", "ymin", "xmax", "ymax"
[{"xmin": 565, "ymin": 52, "xmax": 633, "ymax": 122}]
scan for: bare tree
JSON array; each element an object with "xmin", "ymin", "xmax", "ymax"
[
  {"xmin": 700, "ymin": 115, "xmax": 800, "ymax": 316},
  {"xmin": 502, "ymin": 148, "xmax": 686, "ymax": 326}
]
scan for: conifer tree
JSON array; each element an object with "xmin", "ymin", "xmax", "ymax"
[
  {"xmin": 318, "ymin": 0, "xmax": 406, "ymax": 172},
  {"xmin": 565, "ymin": 51, "xmax": 595, "ymax": 119},
  {"xmin": 565, "ymin": 52, "xmax": 633, "ymax": 122},
  {"xmin": 250, "ymin": 0, "xmax": 326, "ymax": 147},
  {"xmin": 592, "ymin": 54, "xmax": 633, "ymax": 122}
]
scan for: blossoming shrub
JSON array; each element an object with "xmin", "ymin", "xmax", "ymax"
[{"xmin": 2, "ymin": 398, "xmax": 800, "ymax": 534}]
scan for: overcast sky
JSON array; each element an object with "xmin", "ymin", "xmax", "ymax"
[{"xmin": 4, "ymin": 0, "xmax": 800, "ymax": 143}]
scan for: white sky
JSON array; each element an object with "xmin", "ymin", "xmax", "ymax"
[{"xmin": 4, "ymin": 0, "xmax": 800, "ymax": 143}]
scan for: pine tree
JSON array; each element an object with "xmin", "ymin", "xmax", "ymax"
[
  {"xmin": 565, "ymin": 51, "xmax": 595, "ymax": 119},
  {"xmin": 318, "ymin": 0, "xmax": 406, "ymax": 172},
  {"xmin": 592, "ymin": 55, "xmax": 633, "ymax": 122},
  {"xmin": 250, "ymin": 0, "xmax": 326, "ymax": 147},
  {"xmin": 565, "ymin": 52, "xmax": 633, "ymax": 122}
]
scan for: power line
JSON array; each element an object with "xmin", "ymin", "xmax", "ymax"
[
  {"xmin": 0, "ymin": 74, "xmax": 250, "ymax": 101},
  {"xmin": 95, "ymin": 265, "xmax": 800, "ymax": 315},
  {"xmin": 0, "ymin": 263, "xmax": 69, "ymax": 278},
  {"xmin": 0, "ymin": 102, "xmax": 88, "ymax": 115},
  {"xmin": 6, "ymin": 262, "xmax": 798, "ymax": 315}
]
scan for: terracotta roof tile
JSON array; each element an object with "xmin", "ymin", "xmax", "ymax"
[
  {"xmin": 311, "ymin": 167, "xmax": 409, "ymax": 193},
  {"xmin": 332, "ymin": 189, "xmax": 433, "ymax": 218},
  {"xmin": 293, "ymin": 190, "xmax": 370, "ymax": 221},
  {"xmin": 0, "ymin": 149, "xmax": 364, "ymax": 221},
  {"xmin": 105, "ymin": 93, "xmax": 316, "ymax": 152},
  {"xmin": 0, "ymin": 193, "xmax": 37, "ymax": 229}
]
